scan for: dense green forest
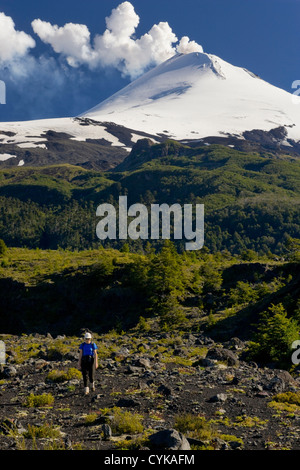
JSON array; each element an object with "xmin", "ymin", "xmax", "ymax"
[{"xmin": 0, "ymin": 140, "xmax": 299, "ymax": 254}]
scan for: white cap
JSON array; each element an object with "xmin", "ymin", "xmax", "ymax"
[{"xmin": 84, "ymin": 332, "xmax": 92, "ymax": 339}]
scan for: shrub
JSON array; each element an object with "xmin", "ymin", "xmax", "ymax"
[
  {"xmin": 115, "ymin": 430, "xmax": 153, "ymax": 450},
  {"xmin": 174, "ymin": 413, "xmax": 216, "ymax": 441},
  {"xmin": 198, "ymin": 259, "xmax": 223, "ymax": 294},
  {"xmin": 272, "ymin": 392, "xmax": 300, "ymax": 406},
  {"xmin": 233, "ymin": 415, "xmax": 268, "ymax": 428},
  {"xmin": 174, "ymin": 413, "xmax": 243, "ymax": 449},
  {"xmin": 24, "ymin": 423, "xmax": 61, "ymax": 439},
  {"xmin": 46, "ymin": 340, "xmax": 71, "ymax": 360},
  {"xmin": 240, "ymin": 249, "xmax": 258, "ymax": 261},
  {"xmin": 84, "ymin": 413, "xmax": 99, "ymax": 425},
  {"xmin": 46, "ymin": 367, "xmax": 81, "ymax": 383},
  {"xmin": 24, "ymin": 393, "xmax": 54, "ymax": 408},
  {"xmin": 268, "ymin": 401, "xmax": 299, "ymax": 415},
  {"xmin": 136, "ymin": 316, "xmax": 151, "ymax": 332},
  {"xmin": 101, "ymin": 407, "xmax": 144, "ymax": 435}
]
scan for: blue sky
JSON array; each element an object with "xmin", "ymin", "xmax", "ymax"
[{"xmin": 0, "ymin": 0, "xmax": 299, "ymax": 122}]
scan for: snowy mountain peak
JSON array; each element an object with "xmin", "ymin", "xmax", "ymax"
[
  {"xmin": 1, "ymin": 51, "xmax": 300, "ymax": 170},
  {"xmin": 81, "ymin": 52, "xmax": 227, "ymax": 117},
  {"xmin": 134, "ymin": 52, "xmax": 226, "ymax": 80},
  {"xmin": 81, "ymin": 51, "xmax": 300, "ymax": 142}
]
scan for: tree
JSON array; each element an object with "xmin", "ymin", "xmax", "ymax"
[
  {"xmin": 248, "ymin": 303, "xmax": 299, "ymax": 366},
  {"xmin": 147, "ymin": 240, "xmax": 186, "ymax": 328},
  {"xmin": 240, "ymin": 249, "xmax": 258, "ymax": 261},
  {"xmin": 120, "ymin": 243, "xmax": 130, "ymax": 253},
  {"xmin": 285, "ymin": 237, "xmax": 300, "ymax": 262},
  {"xmin": 0, "ymin": 239, "xmax": 7, "ymax": 256},
  {"xmin": 228, "ymin": 281, "xmax": 259, "ymax": 307},
  {"xmin": 198, "ymin": 257, "xmax": 223, "ymax": 294}
]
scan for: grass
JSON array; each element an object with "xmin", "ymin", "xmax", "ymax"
[
  {"xmin": 123, "ymin": 384, "xmax": 164, "ymax": 400},
  {"xmin": 5, "ymin": 421, "xmax": 76, "ymax": 450},
  {"xmin": 149, "ymin": 340, "xmax": 208, "ymax": 367}
]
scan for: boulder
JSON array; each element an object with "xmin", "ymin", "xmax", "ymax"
[
  {"xmin": 116, "ymin": 398, "xmax": 140, "ymax": 408},
  {"xmin": 133, "ymin": 358, "xmax": 151, "ymax": 369},
  {"xmin": 0, "ymin": 418, "xmax": 25, "ymax": 435},
  {"xmin": 125, "ymin": 365, "xmax": 141, "ymax": 374},
  {"xmin": 196, "ymin": 358, "xmax": 216, "ymax": 368},
  {"xmin": 1, "ymin": 365, "xmax": 17, "ymax": 378},
  {"xmin": 206, "ymin": 347, "xmax": 239, "ymax": 366},
  {"xmin": 209, "ymin": 393, "xmax": 228, "ymax": 403},
  {"xmin": 266, "ymin": 376, "xmax": 285, "ymax": 393},
  {"xmin": 102, "ymin": 424, "xmax": 112, "ymax": 440},
  {"xmin": 157, "ymin": 384, "xmax": 172, "ymax": 396},
  {"xmin": 118, "ymin": 347, "xmax": 130, "ymax": 356},
  {"xmin": 275, "ymin": 370, "xmax": 297, "ymax": 387},
  {"xmin": 149, "ymin": 429, "xmax": 191, "ymax": 450},
  {"xmin": 224, "ymin": 337, "xmax": 246, "ymax": 351}
]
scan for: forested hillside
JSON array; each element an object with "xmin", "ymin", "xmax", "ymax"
[{"xmin": 0, "ymin": 140, "xmax": 299, "ymax": 254}]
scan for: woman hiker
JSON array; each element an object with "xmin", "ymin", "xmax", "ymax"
[{"xmin": 78, "ymin": 332, "xmax": 98, "ymax": 395}]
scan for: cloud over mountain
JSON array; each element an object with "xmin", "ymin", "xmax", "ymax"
[
  {"xmin": 0, "ymin": 2, "xmax": 203, "ymax": 120},
  {"xmin": 0, "ymin": 2, "xmax": 203, "ymax": 80},
  {"xmin": 31, "ymin": 1, "xmax": 203, "ymax": 78}
]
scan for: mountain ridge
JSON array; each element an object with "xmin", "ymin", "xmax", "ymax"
[
  {"xmin": 1, "ymin": 52, "xmax": 300, "ymax": 168},
  {"xmin": 82, "ymin": 51, "xmax": 300, "ymax": 142}
]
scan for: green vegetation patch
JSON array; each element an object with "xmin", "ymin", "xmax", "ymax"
[
  {"xmin": 174, "ymin": 413, "xmax": 243, "ymax": 450},
  {"xmin": 24, "ymin": 393, "xmax": 54, "ymax": 408},
  {"xmin": 46, "ymin": 367, "xmax": 81, "ymax": 383},
  {"xmin": 100, "ymin": 407, "xmax": 144, "ymax": 435}
]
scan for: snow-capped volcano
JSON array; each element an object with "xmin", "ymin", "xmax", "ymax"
[
  {"xmin": 81, "ymin": 51, "xmax": 300, "ymax": 142},
  {"xmin": 1, "ymin": 51, "xmax": 300, "ymax": 169}
]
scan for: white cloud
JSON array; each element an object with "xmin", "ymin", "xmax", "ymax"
[
  {"xmin": 31, "ymin": 1, "xmax": 203, "ymax": 79},
  {"xmin": 177, "ymin": 36, "xmax": 204, "ymax": 55},
  {"xmin": 31, "ymin": 19, "xmax": 97, "ymax": 67},
  {"xmin": 0, "ymin": 12, "xmax": 35, "ymax": 62},
  {"xmin": 105, "ymin": 1, "xmax": 139, "ymax": 40}
]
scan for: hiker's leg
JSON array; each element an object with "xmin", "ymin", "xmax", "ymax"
[
  {"xmin": 81, "ymin": 363, "xmax": 88, "ymax": 387},
  {"xmin": 88, "ymin": 362, "xmax": 95, "ymax": 384}
]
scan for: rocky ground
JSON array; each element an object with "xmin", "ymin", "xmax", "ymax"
[{"xmin": 1, "ymin": 330, "xmax": 300, "ymax": 452}]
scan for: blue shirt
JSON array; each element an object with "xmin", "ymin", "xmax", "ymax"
[{"xmin": 79, "ymin": 342, "xmax": 98, "ymax": 357}]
